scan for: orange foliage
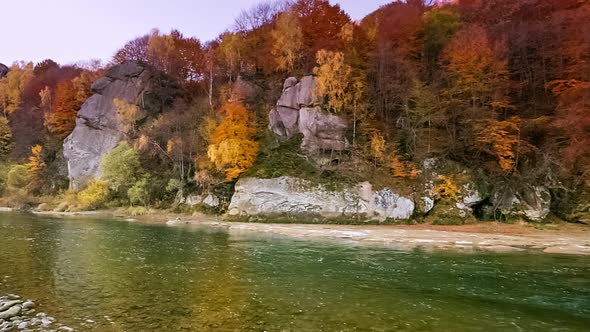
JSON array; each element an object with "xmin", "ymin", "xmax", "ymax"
[
  {"xmin": 45, "ymin": 80, "xmax": 79, "ymax": 139},
  {"xmin": 389, "ymin": 150, "xmax": 421, "ymax": 179},
  {"xmin": 293, "ymin": 0, "xmax": 351, "ymax": 67},
  {"xmin": 207, "ymin": 101, "xmax": 258, "ymax": 180},
  {"xmin": 474, "ymin": 117, "xmax": 521, "ymax": 173}
]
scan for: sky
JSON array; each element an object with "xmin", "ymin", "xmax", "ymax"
[{"xmin": 0, "ymin": 0, "xmax": 391, "ymax": 66}]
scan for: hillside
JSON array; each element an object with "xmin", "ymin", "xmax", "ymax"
[{"xmin": 0, "ymin": 0, "xmax": 588, "ymax": 225}]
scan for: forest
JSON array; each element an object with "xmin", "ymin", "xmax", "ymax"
[{"xmin": 0, "ymin": 0, "xmax": 588, "ymax": 223}]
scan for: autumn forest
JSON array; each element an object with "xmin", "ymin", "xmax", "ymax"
[{"xmin": 0, "ymin": 0, "xmax": 588, "ymax": 223}]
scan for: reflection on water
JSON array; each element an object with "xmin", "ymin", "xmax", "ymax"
[{"xmin": 1, "ymin": 213, "xmax": 589, "ymax": 331}]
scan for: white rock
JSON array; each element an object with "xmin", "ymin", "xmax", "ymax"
[
  {"xmin": 228, "ymin": 177, "xmax": 414, "ymax": 221},
  {"xmin": 182, "ymin": 195, "xmax": 202, "ymax": 206},
  {"xmin": 203, "ymin": 194, "xmax": 220, "ymax": 208},
  {"xmin": 421, "ymin": 197, "xmax": 435, "ymax": 214},
  {"xmin": 461, "ymin": 183, "xmax": 484, "ymax": 207}
]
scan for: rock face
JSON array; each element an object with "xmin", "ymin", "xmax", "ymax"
[
  {"xmin": 228, "ymin": 177, "xmax": 414, "ymax": 221},
  {"xmin": 0, "ymin": 63, "xmax": 8, "ymax": 79},
  {"xmin": 269, "ymin": 76, "xmax": 349, "ymax": 153},
  {"xmin": 492, "ymin": 185, "xmax": 551, "ymax": 221},
  {"xmin": 63, "ymin": 61, "xmax": 154, "ymax": 190}
]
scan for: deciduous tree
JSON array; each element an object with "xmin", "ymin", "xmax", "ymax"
[
  {"xmin": 207, "ymin": 101, "xmax": 258, "ymax": 180},
  {"xmin": 313, "ymin": 50, "xmax": 352, "ymax": 113},
  {"xmin": 271, "ymin": 10, "xmax": 303, "ymax": 72}
]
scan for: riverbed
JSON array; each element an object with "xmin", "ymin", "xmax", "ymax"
[{"xmin": 1, "ymin": 213, "xmax": 589, "ymax": 331}]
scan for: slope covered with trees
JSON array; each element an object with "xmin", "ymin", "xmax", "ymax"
[{"xmin": 0, "ymin": 0, "xmax": 587, "ymax": 223}]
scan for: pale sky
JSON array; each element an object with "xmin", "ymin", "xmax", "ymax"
[{"xmin": 0, "ymin": 0, "xmax": 390, "ymax": 66}]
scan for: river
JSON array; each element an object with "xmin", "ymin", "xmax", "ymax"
[{"xmin": 1, "ymin": 213, "xmax": 589, "ymax": 331}]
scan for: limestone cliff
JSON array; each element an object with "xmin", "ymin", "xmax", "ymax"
[
  {"xmin": 63, "ymin": 61, "xmax": 154, "ymax": 190},
  {"xmin": 269, "ymin": 76, "xmax": 349, "ymax": 153},
  {"xmin": 228, "ymin": 177, "xmax": 415, "ymax": 221}
]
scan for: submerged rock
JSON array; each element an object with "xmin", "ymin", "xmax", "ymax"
[{"xmin": 228, "ymin": 177, "xmax": 414, "ymax": 221}]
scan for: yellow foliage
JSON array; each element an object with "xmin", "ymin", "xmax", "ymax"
[
  {"xmin": 113, "ymin": 98, "xmax": 140, "ymax": 134},
  {"xmin": 313, "ymin": 50, "xmax": 352, "ymax": 113},
  {"xmin": 0, "ymin": 62, "xmax": 34, "ymax": 116},
  {"xmin": 433, "ymin": 175, "xmax": 459, "ymax": 201},
  {"xmin": 271, "ymin": 10, "xmax": 303, "ymax": 72},
  {"xmin": 166, "ymin": 139, "xmax": 175, "ymax": 154},
  {"xmin": 474, "ymin": 117, "xmax": 520, "ymax": 173},
  {"xmin": 369, "ymin": 130, "xmax": 385, "ymax": 162},
  {"xmin": 207, "ymin": 101, "xmax": 258, "ymax": 180},
  {"xmin": 25, "ymin": 145, "xmax": 46, "ymax": 191},
  {"xmin": 78, "ymin": 180, "xmax": 110, "ymax": 210}
]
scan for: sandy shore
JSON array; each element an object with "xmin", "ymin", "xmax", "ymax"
[{"xmin": 174, "ymin": 219, "xmax": 590, "ymax": 256}]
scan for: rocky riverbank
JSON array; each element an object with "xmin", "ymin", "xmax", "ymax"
[{"xmin": 0, "ymin": 295, "xmax": 73, "ymax": 331}]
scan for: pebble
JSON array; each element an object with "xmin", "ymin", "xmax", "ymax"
[
  {"xmin": 0, "ymin": 294, "xmax": 68, "ymax": 332},
  {"xmin": 42, "ymin": 317, "xmax": 53, "ymax": 326},
  {"xmin": 22, "ymin": 301, "xmax": 35, "ymax": 309}
]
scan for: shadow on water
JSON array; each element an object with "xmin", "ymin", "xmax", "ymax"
[{"xmin": 1, "ymin": 213, "xmax": 589, "ymax": 331}]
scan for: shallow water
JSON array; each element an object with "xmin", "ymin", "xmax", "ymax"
[{"xmin": 0, "ymin": 213, "xmax": 589, "ymax": 331}]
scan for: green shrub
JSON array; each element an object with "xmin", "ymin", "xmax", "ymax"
[
  {"xmin": 128, "ymin": 175, "xmax": 157, "ymax": 206},
  {"xmin": 78, "ymin": 180, "xmax": 110, "ymax": 210},
  {"xmin": 6, "ymin": 165, "xmax": 30, "ymax": 189},
  {"xmin": 100, "ymin": 142, "xmax": 143, "ymax": 194},
  {"xmin": 0, "ymin": 163, "xmax": 10, "ymax": 195}
]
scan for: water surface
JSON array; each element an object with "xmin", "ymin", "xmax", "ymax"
[{"xmin": 1, "ymin": 213, "xmax": 589, "ymax": 331}]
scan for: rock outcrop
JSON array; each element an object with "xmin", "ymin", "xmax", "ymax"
[
  {"xmin": 269, "ymin": 76, "xmax": 349, "ymax": 153},
  {"xmin": 63, "ymin": 61, "xmax": 154, "ymax": 190},
  {"xmin": 228, "ymin": 177, "xmax": 414, "ymax": 221},
  {"xmin": 491, "ymin": 185, "xmax": 551, "ymax": 221},
  {"xmin": 0, "ymin": 63, "xmax": 8, "ymax": 79}
]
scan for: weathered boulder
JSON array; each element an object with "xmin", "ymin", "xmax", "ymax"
[
  {"xmin": 63, "ymin": 61, "xmax": 154, "ymax": 190},
  {"xmin": 203, "ymin": 194, "xmax": 221, "ymax": 207},
  {"xmin": 269, "ymin": 76, "xmax": 348, "ymax": 153},
  {"xmin": 491, "ymin": 185, "xmax": 551, "ymax": 221},
  {"xmin": 299, "ymin": 107, "xmax": 349, "ymax": 152},
  {"xmin": 228, "ymin": 177, "xmax": 414, "ymax": 221},
  {"xmin": 0, "ymin": 63, "xmax": 8, "ymax": 79},
  {"xmin": 0, "ymin": 304, "xmax": 21, "ymax": 319}
]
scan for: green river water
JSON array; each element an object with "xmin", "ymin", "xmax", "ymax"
[{"xmin": 0, "ymin": 213, "xmax": 589, "ymax": 331}]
